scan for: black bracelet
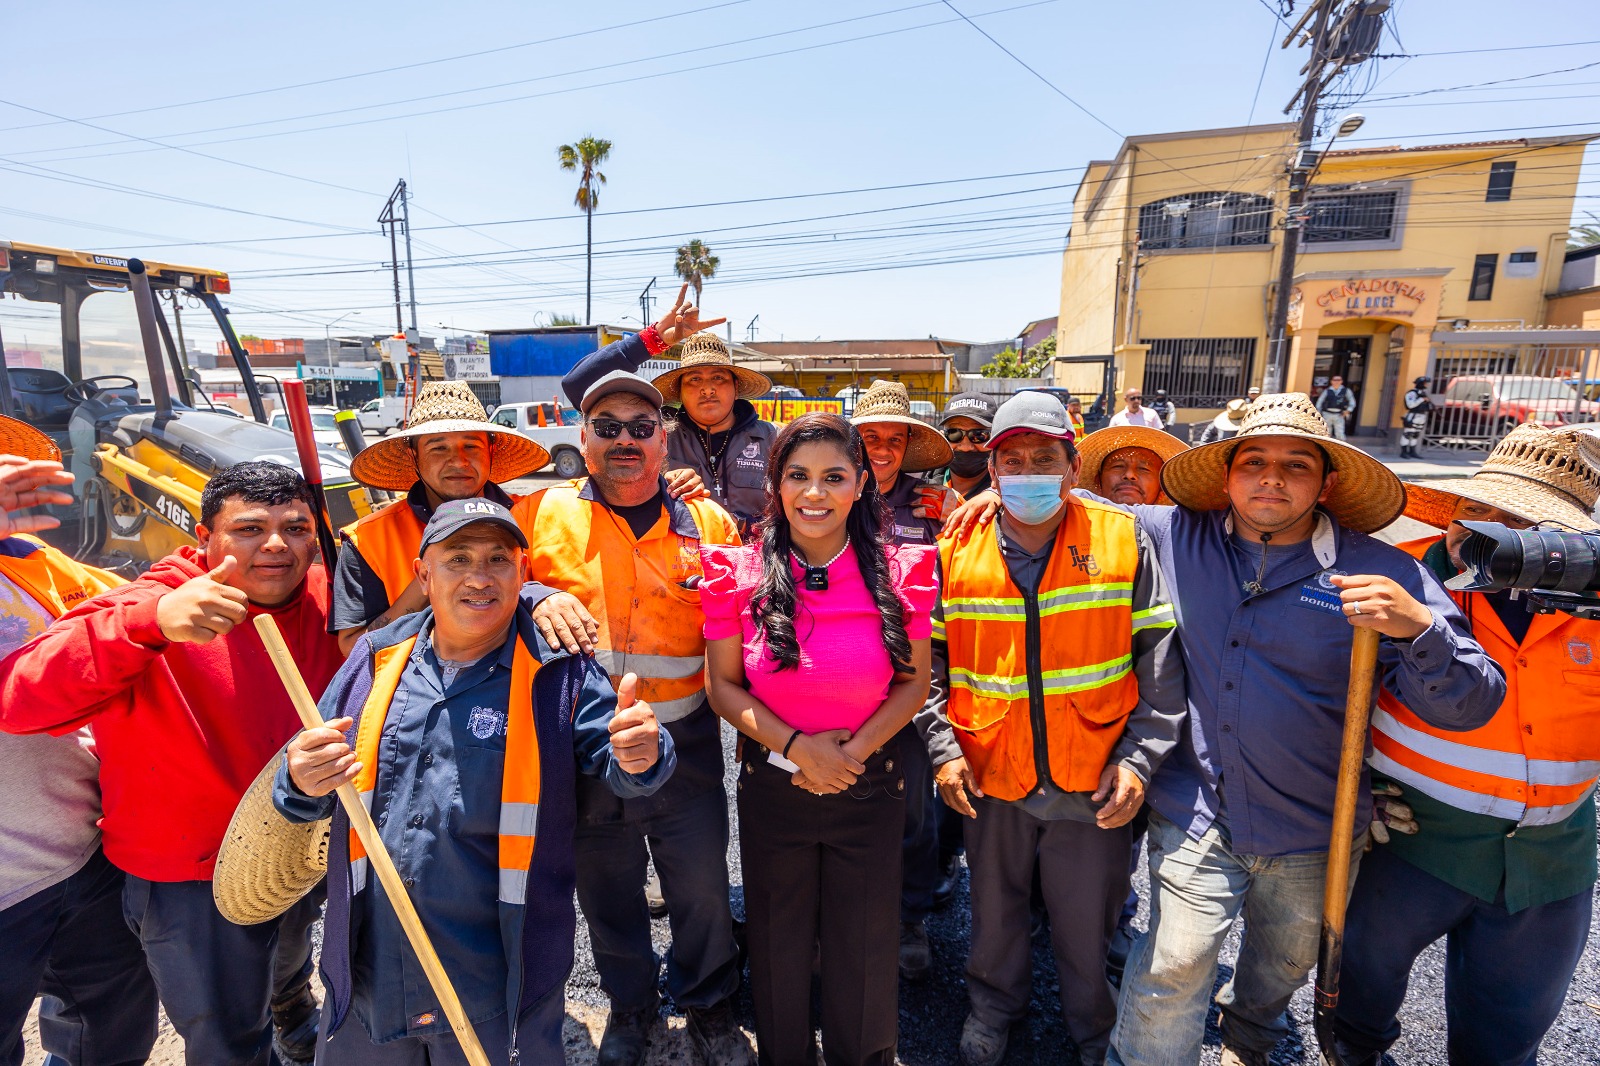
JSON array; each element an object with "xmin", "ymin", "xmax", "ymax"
[{"xmin": 781, "ymin": 729, "xmax": 803, "ymax": 759}]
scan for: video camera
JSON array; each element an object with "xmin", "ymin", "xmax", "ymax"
[{"xmin": 1446, "ymin": 521, "xmax": 1600, "ymax": 619}]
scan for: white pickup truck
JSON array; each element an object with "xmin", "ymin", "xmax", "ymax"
[
  {"xmin": 489, "ymin": 401, "xmax": 586, "ymax": 479},
  {"xmin": 357, "ymin": 397, "xmax": 407, "ymax": 435}
]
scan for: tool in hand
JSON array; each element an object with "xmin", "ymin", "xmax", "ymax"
[
  {"xmin": 254, "ymin": 614, "xmax": 491, "ymax": 1066},
  {"xmin": 280, "ymin": 379, "xmax": 340, "ymax": 582}
]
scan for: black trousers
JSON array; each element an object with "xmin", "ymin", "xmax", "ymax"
[{"xmin": 737, "ymin": 738, "xmax": 906, "ymax": 1066}]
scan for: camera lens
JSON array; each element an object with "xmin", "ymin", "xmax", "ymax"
[{"xmin": 1457, "ymin": 522, "xmax": 1600, "ymax": 593}]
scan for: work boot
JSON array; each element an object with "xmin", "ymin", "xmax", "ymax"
[
  {"xmin": 959, "ymin": 1015, "xmax": 1009, "ymax": 1066},
  {"xmin": 685, "ymin": 996, "xmax": 755, "ymax": 1066},
  {"xmin": 1327, "ymin": 1036, "xmax": 1383, "ymax": 1066},
  {"xmin": 898, "ymin": 920, "xmax": 931, "ymax": 982},
  {"xmin": 598, "ymin": 1001, "xmax": 657, "ymax": 1066},
  {"xmin": 270, "ymin": 983, "xmax": 321, "ymax": 1063},
  {"xmin": 645, "ymin": 868, "xmax": 668, "ymax": 919},
  {"xmin": 932, "ymin": 853, "xmax": 961, "ymax": 910},
  {"xmin": 1219, "ymin": 1045, "xmax": 1271, "ymax": 1066}
]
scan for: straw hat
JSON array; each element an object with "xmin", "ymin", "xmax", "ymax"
[
  {"xmin": 0, "ymin": 414, "xmax": 61, "ymax": 462},
  {"xmin": 1160, "ymin": 391, "xmax": 1405, "ymax": 534},
  {"xmin": 349, "ymin": 381, "xmax": 549, "ymax": 491},
  {"xmin": 652, "ymin": 333, "xmax": 772, "ymax": 403},
  {"xmin": 1076, "ymin": 425, "xmax": 1188, "ymax": 502},
  {"xmin": 849, "ymin": 379, "xmax": 954, "ymax": 473},
  {"xmin": 1223, "ymin": 398, "xmax": 1249, "ymax": 423},
  {"xmin": 213, "ymin": 753, "xmax": 329, "ymax": 925},
  {"xmin": 1404, "ymin": 424, "xmax": 1600, "ymax": 533}
]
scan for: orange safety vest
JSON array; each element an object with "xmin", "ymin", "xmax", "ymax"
[
  {"xmin": 348, "ymin": 633, "xmax": 542, "ymax": 904},
  {"xmin": 1371, "ymin": 536, "xmax": 1600, "ymax": 827},
  {"xmin": 512, "ymin": 481, "xmax": 739, "ymax": 723},
  {"xmin": 936, "ymin": 499, "xmax": 1165, "ymax": 801},
  {"xmin": 340, "ymin": 498, "xmax": 426, "ymax": 606},
  {"xmin": 0, "ymin": 535, "xmax": 121, "ymax": 618}
]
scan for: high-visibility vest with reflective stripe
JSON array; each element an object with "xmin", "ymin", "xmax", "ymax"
[
  {"xmin": 1371, "ymin": 536, "xmax": 1600, "ymax": 828},
  {"xmin": 512, "ymin": 482, "xmax": 739, "ymax": 723},
  {"xmin": 937, "ymin": 499, "xmax": 1147, "ymax": 801},
  {"xmin": 341, "ymin": 498, "xmax": 426, "ymax": 605},
  {"xmin": 0, "ymin": 535, "xmax": 122, "ymax": 617},
  {"xmin": 348, "ymin": 634, "xmax": 542, "ymax": 904}
]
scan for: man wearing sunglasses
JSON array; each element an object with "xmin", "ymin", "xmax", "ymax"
[{"xmin": 511, "ymin": 371, "xmax": 752, "ymax": 1066}]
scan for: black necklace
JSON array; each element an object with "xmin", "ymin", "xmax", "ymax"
[{"xmin": 792, "ymin": 537, "xmax": 852, "ymax": 591}]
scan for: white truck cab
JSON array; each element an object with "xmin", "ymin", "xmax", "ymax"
[{"xmin": 488, "ymin": 401, "xmax": 585, "ymax": 479}]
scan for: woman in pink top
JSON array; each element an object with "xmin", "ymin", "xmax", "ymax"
[{"xmin": 702, "ymin": 412, "xmax": 934, "ymax": 1066}]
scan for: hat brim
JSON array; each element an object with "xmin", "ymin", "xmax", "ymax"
[
  {"xmin": 653, "ymin": 363, "xmax": 772, "ymax": 403},
  {"xmin": 0, "ymin": 415, "xmax": 61, "ymax": 463},
  {"xmin": 1404, "ymin": 473, "xmax": 1600, "ymax": 533},
  {"xmin": 349, "ymin": 421, "xmax": 550, "ymax": 492},
  {"xmin": 1075, "ymin": 426, "xmax": 1189, "ymax": 503},
  {"xmin": 213, "ymin": 753, "xmax": 329, "ymax": 926},
  {"xmin": 1160, "ymin": 430, "xmax": 1405, "ymax": 534},
  {"xmin": 851, "ymin": 412, "xmax": 954, "ymax": 473}
]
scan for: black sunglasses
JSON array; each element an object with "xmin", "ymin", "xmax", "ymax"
[
  {"xmin": 943, "ymin": 427, "xmax": 990, "ymax": 444},
  {"xmin": 587, "ymin": 417, "xmax": 659, "ymax": 440}
]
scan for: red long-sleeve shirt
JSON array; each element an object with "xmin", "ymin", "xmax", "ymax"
[{"xmin": 0, "ymin": 546, "xmax": 344, "ymax": 882}]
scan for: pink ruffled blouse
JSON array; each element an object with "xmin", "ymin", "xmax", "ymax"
[{"xmin": 699, "ymin": 542, "xmax": 938, "ymax": 735}]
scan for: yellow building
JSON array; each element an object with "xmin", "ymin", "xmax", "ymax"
[{"xmin": 1056, "ymin": 123, "xmax": 1596, "ymax": 432}]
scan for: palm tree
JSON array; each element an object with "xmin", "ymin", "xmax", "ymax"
[
  {"xmin": 674, "ymin": 239, "xmax": 720, "ymax": 306},
  {"xmin": 557, "ymin": 136, "xmax": 612, "ymax": 324},
  {"xmin": 1571, "ymin": 212, "xmax": 1600, "ymax": 251}
]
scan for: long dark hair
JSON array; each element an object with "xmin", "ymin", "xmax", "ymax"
[{"xmin": 750, "ymin": 413, "xmax": 913, "ymax": 675}]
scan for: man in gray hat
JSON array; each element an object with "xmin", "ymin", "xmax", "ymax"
[
  {"xmin": 917, "ymin": 391, "xmax": 1187, "ymax": 1066},
  {"xmin": 512, "ymin": 370, "xmax": 753, "ymax": 1066}
]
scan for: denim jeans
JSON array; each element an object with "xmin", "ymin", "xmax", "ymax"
[{"xmin": 1109, "ymin": 809, "xmax": 1363, "ymax": 1066}]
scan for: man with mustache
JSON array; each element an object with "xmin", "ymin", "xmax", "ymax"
[{"xmin": 512, "ymin": 371, "xmax": 752, "ymax": 1066}]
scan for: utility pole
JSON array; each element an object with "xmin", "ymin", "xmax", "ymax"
[
  {"xmin": 1263, "ymin": 0, "xmax": 1386, "ymax": 393},
  {"xmin": 379, "ymin": 181, "xmax": 406, "ymax": 336},
  {"xmin": 746, "ymin": 315, "xmax": 760, "ymax": 344},
  {"xmin": 638, "ymin": 277, "xmax": 656, "ymax": 327},
  {"xmin": 401, "ymin": 180, "xmax": 418, "ymax": 333}
]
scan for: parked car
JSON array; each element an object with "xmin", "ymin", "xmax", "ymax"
[
  {"xmin": 268, "ymin": 406, "xmax": 345, "ymax": 450},
  {"xmin": 357, "ymin": 396, "xmax": 406, "ymax": 435},
  {"xmin": 488, "ymin": 401, "xmax": 582, "ymax": 478},
  {"xmin": 1436, "ymin": 375, "xmax": 1600, "ymax": 438}
]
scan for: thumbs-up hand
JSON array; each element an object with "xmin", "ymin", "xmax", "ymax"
[
  {"xmin": 608, "ymin": 672, "xmax": 661, "ymax": 775},
  {"xmin": 155, "ymin": 555, "xmax": 251, "ymax": 645}
]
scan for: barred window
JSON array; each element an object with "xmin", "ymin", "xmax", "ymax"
[
  {"xmin": 1304, "ymin": 185, "xmax": 1400, "ymax": 244},
  {"xmin": 1138, "ymin": 192, "xmax": 1273, "ymax": 250},
  {"xmin": 1140, "ymin": 337, "xmax": 1257, "ymax": 408}
]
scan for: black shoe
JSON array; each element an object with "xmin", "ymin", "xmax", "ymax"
[
  {"xmin": 932, "ymin": 853, "xmax": 961, "ymax": 910},
  {"xmin": 898, "ymin": 920, "xmax": 932, "ymax": 982},
  {"xmin": 685, "ymin": 997, "xmax": 755, "ymax": 1066},
  {"xmin": 270, "ymin": 983, "xmax": 320, "ymax": 1063},
  {"xmin": 599, "ymin": 1002, "xmax": 657, "ymax": 1066},
  {"xmin": 645, "ymin": 869, "xmax": 667, "ymax": 919}
]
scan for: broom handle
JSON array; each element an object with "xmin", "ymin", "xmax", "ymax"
[{"xmin": 253, "ymin": 615, "xmax": 491, "ymax": 1066}]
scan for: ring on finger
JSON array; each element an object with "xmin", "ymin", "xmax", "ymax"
[{"xmin": 1351, "ymin": 601, "xmax": 1362, "ymax": 615}]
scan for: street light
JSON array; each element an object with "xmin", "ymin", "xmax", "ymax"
[
  {"xmin": 324, "ymin": 311, "xmax": 361, "ymax": 409},
  {"xmin": 1334, "ymin": 112, "xmax": 1366, "ymax": 138}
]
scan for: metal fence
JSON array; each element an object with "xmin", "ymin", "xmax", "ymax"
[
  {"xmin": 1141, "ymin": 337, "xmax": 1256, "ymax": 408},
  {"xmin": 1422, "ymin": 331, "xmax": 1600, "ymax": 452}
]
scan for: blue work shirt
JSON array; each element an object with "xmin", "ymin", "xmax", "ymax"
[
  {"xmin": 276, "ymin": 610, "xmax": 675, "ymax": 1043},
  {"xmin": 1129, "ymin": 505, "xmax": 1505, "ymax": 857}
]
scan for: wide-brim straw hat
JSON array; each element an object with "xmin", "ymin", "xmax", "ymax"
[
  {"xmin": 349, "ymin": 380, "xmax": 549, "ymax": 491},
  {"xmin": 1076, "ymin": 425, "xmax": 1188, "ymax": 503},
  {"xmin": 849, "ymin": 379, "xmax": 954, "ymax": 473},
  {"xmin": 0, "ymin": 414, "xmax": 61, "ymax": 462},
  {"xmin": 213, "ymin": 753, "xmax": 329, "ymax": 925},
  {"xmin": 1404, "ymin": 423, "xmax": 1600, "ymax": 533},
  {"xmin": 1160, "ymin": 391, "xmax": 1405, "ymax": 534},
  {"xmin": 652, "ymin": 333, "xmax": 772, "ymax": 403}
]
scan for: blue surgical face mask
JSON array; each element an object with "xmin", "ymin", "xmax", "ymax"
[{"xmin": 997, "ymin": 474, "xmax": 1065, "ymax": 525}]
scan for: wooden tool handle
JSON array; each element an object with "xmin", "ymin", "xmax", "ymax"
[{"xmin": 253, "ymin": 615, "xmax": 491, "ymax": 1066}]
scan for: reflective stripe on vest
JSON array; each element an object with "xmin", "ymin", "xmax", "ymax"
[
  {"xmin": 342, "ymin": 500, "xmax": 426, "ymax": 605},
  {"xmin": 1370, "ymin": 535, "xmax": 1600, "ymax": 828},
  {"xmin": 349, "ymin": 634, "xmax": 543, "ymax": 904},
  {"xmin": 938, "ymin": 500, "xmax": 1142, "ymax": 800},
  {"xmin": 514, "ymin": 483, "xmax": 739, "ymax": 724}
]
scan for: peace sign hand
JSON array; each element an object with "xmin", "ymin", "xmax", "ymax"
[{"xmin": 653, "ymin": 283, "xmax": 728, "ymax": 347}]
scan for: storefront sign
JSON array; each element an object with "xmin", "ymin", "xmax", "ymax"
[
  {"xmin": 443, "ymin": 353, "xmax": 492, "ymax": 379},
  {"xmin": 1314, "ymin": 278, "xmax": 1428, "ymax": 319}
]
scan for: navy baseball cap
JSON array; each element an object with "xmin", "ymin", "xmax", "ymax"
[
  {"xmin": 986, "ymin": 391, "xmax": 1075, "ymax": 449},
  {"xmin": 939, "ymin": 392, "xmax": 997, "ymax": 428},
  {"xmin": 418, "ymin": 498, "xmax": 528, "ymax": 556}
]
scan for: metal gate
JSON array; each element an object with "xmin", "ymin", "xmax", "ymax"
[{"xmin": 1422, "ymin": 330, "xmax": 1600, "ymax": 452}]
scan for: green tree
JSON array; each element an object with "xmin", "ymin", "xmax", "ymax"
[
  {"xmin": 557, "ymin": 136, "xmax": 613, "ymax": 324},
  {"xmin": 548, "ymin": 313, "xmax": 584, "ymax": 327},
  {"xmin": 980, "ymin": 334, "xmax": 1055, "ymax": 378},
  {"xmin": 1571, "ymin": 212, "xmax": 1600, "ymax": 251},
  {"xmin": 674, "ymin": 239, "xmax": 720, "ymax": 306}
]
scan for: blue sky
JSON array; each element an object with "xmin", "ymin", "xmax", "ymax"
[{"xmin": 2, "ymin": 0, "xmax": 1596, "ymax": 347}]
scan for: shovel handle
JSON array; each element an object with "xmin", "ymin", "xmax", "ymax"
[{"xmin": 253, "ymin": 615, "xmax": 491, "ymax": 1066}]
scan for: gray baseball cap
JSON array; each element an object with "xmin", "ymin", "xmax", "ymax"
[
  {"xmin": 581, "ymin": 370, "xmax": 664, "ymax": 415},
  {"xmin": 939, "ymin": 391, "xmax": 997, "ymax": 428},
  {"xmin": 418, "ymin": 498, "xmax": 529, "ymax": 556},
  {"xmin": 985, "ymin": 391, "xmax": 1076, "ymax": 449}
]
